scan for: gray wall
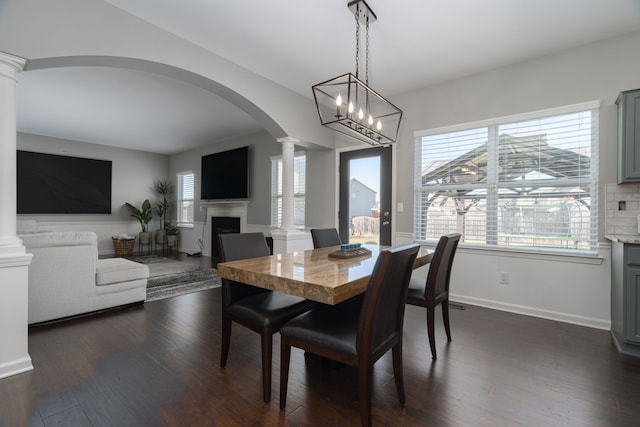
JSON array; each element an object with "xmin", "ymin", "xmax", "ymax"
[
  {"xmin": 169, "ymin": 130, "xmax": 281, "ymax": 225},
  {"xmin": 17, "ymin": 129, "xmax": 338, "ymax": 242},
  {"xmin": 392, "ymin": 30, "xmax": 640, "ymax": 240},
  {"xmin": 17, "ymin": 132, "xmax": 169, "ymax": 225},
  {"xmin": 169, "ymin": 129, "xmax": 337, "ymax": 229}
]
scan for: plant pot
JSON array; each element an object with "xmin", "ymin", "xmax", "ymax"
[
  {"xmin": 139, "ymin": 231, "xmax": 152, "ymax": 245},
  {"xmin": 167, "ymin": 235, "xmax": 178, "ymax": 247},
  {"xmin": 155, "ymin": 229, "xmax": 166, "ymax": 245}
]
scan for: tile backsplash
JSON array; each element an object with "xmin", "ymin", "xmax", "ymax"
[{"xmin": 606, "ymin": 183, "xmax": 640, "ymax": 236}]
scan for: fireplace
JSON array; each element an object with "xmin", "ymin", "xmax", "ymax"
[
  {"xmin": 211, "ymin": 216, "xmax": 241, "ymax": 259},
  {"xmin": 203, "ymin": 201, "xmax": 248, "ymax": 257}
]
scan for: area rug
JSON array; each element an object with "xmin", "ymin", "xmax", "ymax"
[{"xmin": 127, "ymin": 255, "xmax": 221, "ymax": 302}]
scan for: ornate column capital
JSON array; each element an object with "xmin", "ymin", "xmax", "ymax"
[
  {"xmin": 0, "ymin": 52, "xmax": 27, "ymax": 81},
  {"xmin": 276, "ymin": 136, "xmax": 300, "ymax": 146}
]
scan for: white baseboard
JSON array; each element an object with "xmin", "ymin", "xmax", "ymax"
[
  {"xmin": 451, "ymin": 293, "xmax": 611, "ymax": 331},
  {"xmin": 0, "ymin": 356, "xmax": 33, "ymax": 380}
]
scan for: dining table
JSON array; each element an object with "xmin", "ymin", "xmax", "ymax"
[{"xmin": 216, "ymin": 243, "xmax": 433, "ymax": 305}]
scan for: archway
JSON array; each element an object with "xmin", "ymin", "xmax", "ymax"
[{"xmin": 24, "ymin": 55, "xmax": 289, "ymax": 142}]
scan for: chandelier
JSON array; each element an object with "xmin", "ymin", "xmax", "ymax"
[{"xmin": 312, "ymin": 0, "xmax": 403, "ymax": 146}]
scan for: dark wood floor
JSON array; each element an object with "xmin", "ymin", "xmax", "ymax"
[{"xmin": 2, "ymin": 257, "xmax": 640, "ymax": 426}]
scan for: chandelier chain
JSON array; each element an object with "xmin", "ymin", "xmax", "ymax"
[
  {"xmin": 355, "ymin": 5, "xmax": 360, "ymax": 78},
  {"xmin": 365, "ymin": 14, "xmax": 370, "ymax": 85}
]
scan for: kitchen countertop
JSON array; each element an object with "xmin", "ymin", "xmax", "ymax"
[{"xmin": 606, "ymin": 235, "xmax": 640, "ymax": 244}]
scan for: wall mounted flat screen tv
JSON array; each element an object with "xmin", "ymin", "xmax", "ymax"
[
  {"xmin": 201, "ymin": 146, "xmax": 249, "ymax": 200},
  {"xmin": 17, "ymin": 150, "xmax": 112, "ymax": 214}
]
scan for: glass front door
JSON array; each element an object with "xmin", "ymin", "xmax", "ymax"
[{"xmin": 339, "ymin": 147, "xmax": 392, "ymax": 246}]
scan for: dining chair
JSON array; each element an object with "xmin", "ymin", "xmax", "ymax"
[
  {"xmin": 279, "ymin": 243, "xmax": 420, "ymax": 427},
  {"xmin": 310, "ymin": 228, "xmax": 342, "ymax": 248},
  {"xmin": 406, "ymin": 233, "xmax": 461, "ymax": 360},
  {"xmin": 217, "ymin": 232, "xmax": 317, "ymax": 402}
]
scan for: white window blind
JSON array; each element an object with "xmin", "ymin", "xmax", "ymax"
[
  {"xmin": 177, "ymin": 171, "xmax": 194, "ymax": 226},
  {"xmin": 414, "ymin": 103, "xmax": 599, "ymax": 252},
  {"xmin": 271, "ymin": 152, "xmax": 306, "ymax": 228}
]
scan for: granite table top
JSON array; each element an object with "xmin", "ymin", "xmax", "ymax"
[{"xmin": 217, "ymin": 244, "xmax": 433, "ymax": 305}]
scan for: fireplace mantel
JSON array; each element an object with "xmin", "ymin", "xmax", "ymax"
[{"xmin": 203, "ymin": 201, "xmax": 248, "ymax": 256}]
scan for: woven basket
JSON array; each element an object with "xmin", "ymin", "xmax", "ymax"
[{"xmin": 112, "ymin": 237, "xmax": 135, "ymax": 257}]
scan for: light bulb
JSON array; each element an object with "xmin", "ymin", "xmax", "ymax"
[
  {"xmin": 376, "ymin": 120, "xmax": 382, "ymax": 131},
  {"xmin": 336, "ymin": 93, "xmax": 342, "ymax": 106},
  {"xmin": 348, "ymin": 102, "xmax": 354, "ymax": 113},
  {"xmin": 358, "ymin": 109, "xmax": 364, "ymax": 120},
  {"xmin": 368, "ymin": 115, "xmax": 373, "ymax": 126}
]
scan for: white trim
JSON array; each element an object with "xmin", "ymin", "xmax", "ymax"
[
  {"xmin": 413, "ymin": 100, "xmax": 602, "ymax": 138},
  {"xmin": 417, "ymin": 240, "xmax": 606, "ymax": 265},
  {"xmin": 0, "ymin": 356, "xmax": 33, "ymax": 380},
  {"xmin": 0, "ymin": 51, "xmax": 27, "ymax": 73}
]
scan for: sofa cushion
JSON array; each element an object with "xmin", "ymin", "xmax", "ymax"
[{"xmin": 96, "ymin": 258, "xmax": 149, "ymax": 286}]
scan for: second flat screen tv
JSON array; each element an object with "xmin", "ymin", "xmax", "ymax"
[
  {"xmin": 17, "ymin": 150, "xmax": 112, "ymax": 214},
  {"xmin": 201, "ymin": 146, "xmax": 249, "ymax": 200}
]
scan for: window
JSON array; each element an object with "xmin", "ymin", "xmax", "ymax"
[
  {"xmin": 414, "ymin": 102, "xmax": 599, "ymax": 252},
  {"xmin": 177, "ymin": 171, "xmax": 194, "ymax": 227},
  {"xmin": 271, "ymin": 152, "xmax": 306, "ymax": 228}
]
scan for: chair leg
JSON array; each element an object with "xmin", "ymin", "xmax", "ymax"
[
  {"xmin": 392, "ymin": 342, "xmax": 406, "ymax": 406},
  {"xmin": 427, "ymin": 307, "xmax": 437, "ymax": 360},
  {"xmin": 358, "ymin": 362, "xmax": 373, "ymax": 427},
  {"xmin": 442, "ymin": 299, "xmax": 452, "ymax": 342},
  {"xmin": 220, "ymin": 315, "xmax": 232, "ymax": 368},
  {"xmin": 279, "ymin": 340, "xmax": 291, "ymax": 410},
  {"xmin": 261, "ymin": 330, "xmax": 273, "ymax": 402}
]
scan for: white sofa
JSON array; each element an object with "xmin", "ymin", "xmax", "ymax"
[{"xmin": 19, "ymin": 230, "xmax": 149, "ymax": 324}]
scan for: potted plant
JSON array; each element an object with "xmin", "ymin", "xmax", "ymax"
[
  {"xmin": 165, "ymin": 221, "xmax": 180, "ymax": 248},
  {"xmin": 154, "ymin": 180, "xmax": 173, "ymax": 245},
  {"xmin": 125, "ymin": 199, "xmax": 153, "ymax": 245}
]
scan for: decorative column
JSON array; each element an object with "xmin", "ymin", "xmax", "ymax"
[
  {"xmin": 0, "ymin": 51, "xmax": 33, "ymax": 379},
  {"xmin": 0, "ymin": 52, "xmax": 26, "ymax": 252},
  {"xmin": 280, "ymin": 137, "xmax": 296, "ymax": 231},
  {"xmin": 271, "ymin": 137, "xmax": 312, "ymax": 254}
]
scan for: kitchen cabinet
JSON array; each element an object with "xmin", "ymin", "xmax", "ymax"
[
  {"xmin": 611, "ymin": 240, "xmax": 640, "ymax": 356},
  {"xmin": 617, "ymin": 89, "xmax": 640, "ymax": 183}
]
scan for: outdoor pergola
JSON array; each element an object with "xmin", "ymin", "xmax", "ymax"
[{"xmin": 418, "ymin": 133, "xmax": 592, "ymax": 247}]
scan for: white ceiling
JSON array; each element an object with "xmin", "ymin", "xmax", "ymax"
[{"xmin": 15, "ymin": 0, "xmax": 640, "ymax": 155}]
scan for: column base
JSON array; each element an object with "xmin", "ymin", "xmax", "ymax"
[
  {"xmin": 271, "ymin": 229, "xmax": 313, "ymax": 254},
  {"xmin": 0, "ymin": 252, "xmax": 33, "ymax": 379},
  {"xmin": 0, "ymin": 236, "xmax": 27, "ymax": 255}
]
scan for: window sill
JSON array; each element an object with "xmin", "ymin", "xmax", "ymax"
[
  {"xmin": 415, "ymin": 240, "xmax": 605, "ymax": 265},
  {"xmin": 177, "ymin": 223, "xmax": 194, "ymax": 229}
]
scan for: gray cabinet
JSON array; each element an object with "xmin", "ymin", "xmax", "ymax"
[
  {"xmin": 617, "ymin": 89, "xmax": 640, "ymax": 183},
  {"xmin": 611, "ymin": 242, "xmax": 640, "ymax": 356}
]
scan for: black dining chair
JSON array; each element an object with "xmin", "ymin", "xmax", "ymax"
[
  {"xmin": 310, "ymin": 228, "xmax": 342, "ymax": 248},
  {"xmin": 406, "ymin": 233, "xmax": 461, "ymax": 360},
  {"xmin": 217, "ymin": 232, "xmax": 317, "ymax": 402},
  {"xmin": 279, "ymin": 243, "xmax": 420, "ymax": 427}
]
